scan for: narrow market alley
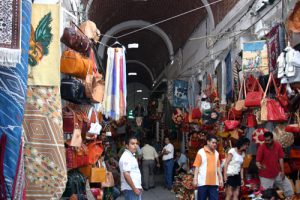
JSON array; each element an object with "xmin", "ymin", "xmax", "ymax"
[
  {"xmin": 1, "ymin": 0, "xmax": 300, "ymax": 200},
  {"xmin": 117, "ymin": 174, "xmax": 176, "ymax": 200}
]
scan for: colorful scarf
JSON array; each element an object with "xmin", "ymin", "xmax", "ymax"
[
  {"xmin": 102, "ymin": 47, "xmax": 127, "ymax": 120},
  {"xmin": 0, "ymin": 0, "xmax": 21, "ymax": 67},
  {"xmin": 0, "ymin": 0, "xmax": 31, "ymax": 198}
]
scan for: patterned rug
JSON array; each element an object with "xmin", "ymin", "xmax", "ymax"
[
  {"xmin": 23, "ymin": 86, "xmax": 67, "ymax": 200},
  {"xmin": 0, "ymin": 0, "xmax": 21, "ymax": 67},
  {"xmin": 0, "ymin": 0, "xmax": 31, "ymax": 198},
  {"xmin": 27, "ymin": 4, "xmax": 61, "ymax": 86},
  {"xmin": 266, "ymin": 24, "xmax": 280, "ymax": 73}
]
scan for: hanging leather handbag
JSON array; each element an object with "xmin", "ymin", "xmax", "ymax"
[
  {"xmin": 247, "ymin": 111, "xmax": 257, "ymax": 128},
  {"xmin": 60, "ymin": 50, "xmax": 93, "ymax": 79},
  {"xmin": 276, "ymin": 84, "xmax": 289, "ymax": 108},
  {"xmin": 90, "ymin": 161, "xmax": 106, "ymax": 183},
  {"xmin": 288, "ymin": 93, "xmax": 300, "ymax": 112},
  {"xmin": 273, "ymin": 124, "xmax": 294, "ymax": 148},
  {"xmin": 245, "ymin": 76, "xmax": 264, "ymax": 107},
  {"xmin": 84, "ymin": 72, "xmax": 105, "ymax": 103},
  {"xmin": 261, "ymin": 74, "xmax": 287, "ymax": 122},
  {"xmin": 224, "ymin": 111, "xmax": 240, "ymax": 131},
  {"xmin": 63, "ymin": 106, "xmax": 90, "ymax": 134},
  {"xmin": 66, "ymin": 143, "xmax": 89, "ymax": 169},
  {"xmin": 101, "ymin": 172, "xmax": 115, "ymax": 188},
  {"xmin": 192, "ymin": 108, "xmax": 202, "ymax": 119},
  {"xmin": 285, "ymin": 113, "xmax": 300, "ymax": 133},
  {"xmin": 87, "ymin": 141, "xmax": 104, "ymax": 165},
  {"xmin": 61, "ymin": 76, "xmax": 90, "ymax": 104},
  {"xmin": 290, "ymin": 146, "xmax": 300, "ymax": 158},
  {"xmin": 60, "ymin": 26, "xmax": 91, "ymax": 54},
  {"xmin": 235, "ymin": 78, "xmax": 247, "ymax": 111}
]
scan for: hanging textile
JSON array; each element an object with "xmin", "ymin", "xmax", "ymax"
[
  {"xmin": 23, "ymin": 86, "xmax": 67, "ymax": 199},
  {"xmin": 102, "ymin": 47, "xmax": 127, "ymax": 120},
  {"xmin": 0, "ymin": 0, "xmax": 21, "ymax": 67},
  {"xmin": 265, "ymin": 24, "xmax": 280, "ymax": 73},
  {"xmin": 0, "ymin": 0, "xmax": 31, "ymax": 198},
  {"xmin": 188, "ymin": 76, "xmax": 196, "ymax": 108},
  {"xmin": 27, "ymin": 4, "xmax": 61, "ymax": 86},
  {"xmin": 225, "ymin": 51, "xmax": 233, "ymax": 101}
]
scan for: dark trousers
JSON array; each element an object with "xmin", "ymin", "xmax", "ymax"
[
  {"xmin": 163, "ymin": 159, "xmax": 174, "ymax": 189},
  {"xmin": 197, "ymin": 185, "xmax": 218, "ymax": 200}
]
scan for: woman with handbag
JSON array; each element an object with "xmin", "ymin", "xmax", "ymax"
[{"xmin": 223, "ymin": 137, "xmax": 250, "ymax": 200}]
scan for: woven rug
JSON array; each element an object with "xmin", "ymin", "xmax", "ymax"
[
  {"xmin": 0, "ymin": 0, "xmax": 21, "ymax": 67},
  {"xmin": 23, "ymin": 86, "xmax": 67, "ymax": 200},
  {"xmin": 0, "ymin": 0, "xmax": 31, "ymax": 198},
  {"xmin": 27, "ymin": 4, "xmax": 60, "ymax": 86}
]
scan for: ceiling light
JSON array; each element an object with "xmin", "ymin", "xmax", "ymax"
[
  {"xmin": 142, "ymin": 97, "xmax": 148, "ymax": 100},
  {"xmin": 136, "ymin": 90, "xmax": 142, "ymax": 93},
  {"xmin": 170, "ymin": 59, "xmax": 174, "ymax": 65},
  {"xmin": 128, "ymin": 72, "xmax": 137, "ymax": 76},
  {"xmin": 128, "ymin": 43, "xmax": 139, "ymax": 49}
]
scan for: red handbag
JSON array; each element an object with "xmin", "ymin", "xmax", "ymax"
[
  {"xmin": 66, "ymin": 143, "xmax": 89, "ymax": 169},
  {"xmin": 224, "ymin": 111, "xmax": 240, "ymax": 131},
  {"xmin": 285, "ymin": 113, "xmax": 300, "ymax": 133},
  {"xmin": 276, "ymin": 84, "xmax": 289, "ymax": 108},
  {"xmin": 247, "ymin": 112, "xmax": 257, "ymax": 128},
  {"xmin": 245, "ymin": 76, "xmax": 264, "ymax": 107},
  {"xmin": 87, "ymin": 141, "xmax": 104, "ymax": 165},
  {"xmin": 63, "ymin": 106, "xmax": 90, "ymax": 134},
  {"xmin": 261, "ymin": 74, "xmax": 287, "ymax": 122},
  {"xmin": 192, "ymin": 108, "xmax": 202, "ymax": 119}
]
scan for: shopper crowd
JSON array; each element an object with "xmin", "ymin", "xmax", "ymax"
[{"xmin": 114, "ymin": 129, "xmax": 297, "ymax": 200}]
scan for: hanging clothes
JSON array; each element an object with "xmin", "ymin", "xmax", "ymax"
[{"xmin": 102, "ymin": 47, "xmax": 127, "ymax": 120}]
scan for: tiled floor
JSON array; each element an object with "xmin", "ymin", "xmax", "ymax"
[{"xmin": 116, "ymin": 174, "xmax": 177, "ymax": 200}]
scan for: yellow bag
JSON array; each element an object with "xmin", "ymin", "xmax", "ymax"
[
  {"xmin": 60, "ymin": 50, "xmax": 93, "ymax": 79},
  {"xmin": 242, "ymin": 154, "xmax": 252, "ymax": 168},
  {"xmin": 90, "ymin": 167, "xmax": 106, "ymax": 183}
]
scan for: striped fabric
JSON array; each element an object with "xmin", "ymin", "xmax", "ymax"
[
  {"xmin": 0, "ymin": 0, "xmax": 31, "ymax": 198},
  {"xmin": 102, "ymin": 47, "xmax": 127, "ymax": 120}
]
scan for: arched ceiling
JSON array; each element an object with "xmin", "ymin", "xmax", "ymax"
[{"xmin": 86, "ymin": 0, "xmax": 240, "ymax": 89}]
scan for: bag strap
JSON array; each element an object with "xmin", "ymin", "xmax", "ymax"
[
  {"xmin": 263, "ymin": 74, "xmax": 277, "ymax": 98},
  {"xmin": 238, "ymin": 78, "xmax": 246, "ymax": 100},
  {"xmin": 227, "ymin": 110, "xmax": 235, "ymax": 120}
]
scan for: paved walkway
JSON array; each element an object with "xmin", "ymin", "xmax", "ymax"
[{"xmin": 116, "ymin": 174, "xmax": 176, "ymax": 200}]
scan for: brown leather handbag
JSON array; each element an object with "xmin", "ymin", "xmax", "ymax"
[
  {"xmin": 84, "ymin": 72, "xmax": 105, "ymax": 103},
  {"xmin": 60, "ymin": 26, "xmax": 91, "ymax": 53},
  {"xmin": 60, "ymin": 50, "xmax": 93, "ymax": 79},
  {"xmin": 87, "ymin": 141, "xmax": 104, "ymax": 165}
]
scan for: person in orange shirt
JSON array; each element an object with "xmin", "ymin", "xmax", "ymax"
[{"xmin": 193, "ymin": 134, "xmax": 223, "ymax": 200}]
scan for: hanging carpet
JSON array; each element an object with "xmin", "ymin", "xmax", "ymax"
[
  {"xmin": 23, "ymin": 86, "xmax": 67, "ymax": 200},
  {"xmin": 0, "ymin": 0, "xmax": 21, "ymax": 67},
  {"xmin": 0, "ymin": 0, "xmax": 31, "ymax": 198}
]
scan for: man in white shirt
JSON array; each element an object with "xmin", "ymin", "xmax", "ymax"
[
  {"xmin": 162, "ymin": 137, "xmax": 174, "ymax": 190},
  {"xmin": 141, "ymin": 139, "xmax": 160, "ymax": 190},
  {"xmin": 119, "ymin": 136, "xmax": 142, "ymax": 200}
]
